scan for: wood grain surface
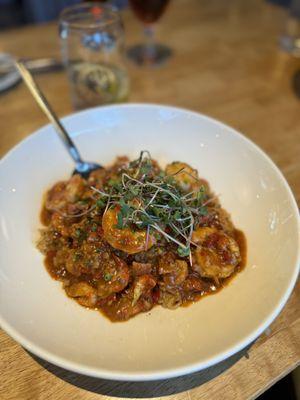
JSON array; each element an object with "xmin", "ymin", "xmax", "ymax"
[{"xmin": 0, "ymin": 0, "xmax": 299, "ymax": 399}]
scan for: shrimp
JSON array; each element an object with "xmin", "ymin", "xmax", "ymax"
[
  {"xmin": 46, "ymin": 174, "xmax": 86, "ymax": 211},
  {"xmin": 165, "ymin": 162, "xmax": 208, "ymax": 193},
  {"xmin": 97, "ymin": 255, "xmax": 130, "ymax": 299},
  {"xmin": 131, "ymin": 262, "xmax": 153, "ymax": 276},
  {"xmin": 158, "ymin": 288, "xmax": 182, "ymax": 309},
  {"xmin": 100, "ymin": 267, "xmax": 156, "ymax": 321},
  {"xmin": 65, "ymin": 282, "xmax": 97, "ymax": 307},
  {"xmin": 50, "ymin": 212, "xmax": 70, "ymax": 237},
  {"xmin": 192, "ymin": 227, "xmax": 241, "ymax": 279},
  {"xmin": 101, "ymin": 286, "xmax": 154, "ymax": 321},
  {"xmin": 102, "ymin": 206, "xmax": 155, "ymax": 254},
  {"xmin": 132, "ymin": 274, "xmax": 156, "ymax": 306},
  {"xmin": 158, "ymin": 253, "xmax": 188, "ymax": 286},
  {"xmin": 181, "ymin": 275, "xmax": 204, "ymax": 292}
]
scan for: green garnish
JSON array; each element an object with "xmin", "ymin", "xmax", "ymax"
[
  {"xmin": 73, "ymin": 252, "xmax": 81, "ymax": 262},
  {"xmin": 119, "ymin": 198, "xmax": 131, "ymax": 216},
  {"xmin": 140, "ymin": 158, "xmax": 152, "ymax": 175},
  {"xmin": 78, "ymin": 199, "xmax": 89, "ymax": 205},
  {"xmin": 74, "ymin": 228, "xmax": 87, "ymax": 240},
  {"xmin": 116, "ymin": 211, "xmax": 124, "ymax": 229},
  {"xmin": 198, "ymin": 206, "xmax": 208, "ymax": 216},
  {"xmin": 90, "ymin": 151, "xmax": 210, "ymax": 262},
  {"xmin": 96, "ymin": 198, "xmax": 105, "ymax": 208},
  {"xmin": 75, "ymin": 228, "xmax": 82, "ymax": 238},
  {"xmin": 107, "ymin": 178, "xmax": 122, "ymax": 191},
  {"xmin": 177, "ymin": 246, "xmax": 190, "ymax": 257},
  {"xmin": 91, "ymin": 224, "xmax": 98, "ymax": 232},
  {"xmin": 103, "ymin": 272, "xmax": 112, "ymax": 281}
]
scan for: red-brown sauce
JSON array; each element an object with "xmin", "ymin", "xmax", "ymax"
[
  {"xmin": 37, "ymin": 157, "xmax": 247, "ymax": 322},
  {"xmin": 42, "ymin": 200, "xmax": 246, "ymax": 321}
]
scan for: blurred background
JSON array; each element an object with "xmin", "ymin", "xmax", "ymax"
[
  {"xmin": 0, "ymin": 0, "xmax": 297, "ymax": 27},
  {"xmin": 0, "ymin": 0, "xmax": 299, "ymax": 398},
  {"xmin": 0, "ymin": 0, "xmax": 129, "ymax": 27}
]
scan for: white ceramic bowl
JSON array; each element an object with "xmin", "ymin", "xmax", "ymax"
[{"xmin": 0, "ymin": 104, "xmax": 299, "ymax": 381}]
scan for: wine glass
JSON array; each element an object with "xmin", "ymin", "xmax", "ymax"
[{"xmin": 127, "ymin": 0, "xmax": 172, "ymax": 66}]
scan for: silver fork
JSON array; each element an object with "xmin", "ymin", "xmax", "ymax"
[{"xmin": 15, "ymin": 60, "xmax": 102, "ymax": 178}]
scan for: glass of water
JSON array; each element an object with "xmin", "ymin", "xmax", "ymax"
[{"xmin": 59, "ymin": 2, "xmax": 129, "ymax": 110}]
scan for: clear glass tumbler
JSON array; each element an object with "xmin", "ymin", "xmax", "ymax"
[{"xmin": 59, "ymin": 2, "xmax": 129, "ymax": 110}]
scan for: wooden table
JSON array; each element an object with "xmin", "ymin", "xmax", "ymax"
[{"xmin": 0, "ymin": 0, "xmax": 299, "ymax": 399}]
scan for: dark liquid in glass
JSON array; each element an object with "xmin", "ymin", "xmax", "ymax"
[{"xmin": 129, "ymin": 0, "xmax": 170, "ymax": 24}]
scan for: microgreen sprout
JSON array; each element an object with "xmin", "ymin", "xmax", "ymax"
[{"xmin": 90, "ymin": 151, "xmax": 213, "ymax": 260}]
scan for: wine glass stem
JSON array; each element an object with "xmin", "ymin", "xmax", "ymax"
[{"xmin": 143, "ymin": 24, "xmax": 156, "ymax": 60}]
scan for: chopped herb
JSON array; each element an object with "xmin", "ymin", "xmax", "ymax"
[
  {"xmin": 91, "ymin": 224, "xmax": 98, "ymax": 232},
  {"xmin": 199, "ymin": 206, "xmax": 208, "ymax": 216},
  {"xmin": 96, "ymin": 198, "xmax": 105, "ymax": 208},
  {"xmin": 85, "ymin": 260, "xmax": 93, "ymax": 267},
  {"xmin": 74, "ymin": 228, "xmax": 87, "ymax": 240},
  {"xmin": 107, "ymin": 178, "xmax": 122, "ymax": 190},
  {"xmin": 178, "ymin": 246, "xmax": 190, "ymax": 257},
  {"xmin": 165, "ymin": 175, "xmax": 176, "ymax": 185},
  {"xmin": 103, "ymin": 272, "xmax": 112, "ymax": 281},
  {"xmin": 119, "ymin": 198, "xmax": 131, "ymax": 216},
  {"xmin": 75, "ymin": 228, "xmax": 82, "ymax": 238},
  {"xmin": 123, "ymin": 191, "xmax": 135, "ymax": 201},
  {"xmin": 73, "ymin": 252, "xmax": 81, "ymax": 262},
  {"xmin": 173, "ymin": 210, "xmax": 181, "ymax": 220},
  {"xmin": 116, "ymin": 211, "xmax": 124, "ymax": 229},
  {"xmin": 140, "ymin": 159, "xmax": 152, "ymax": 175},
  {"xmin": 130, "ymin": 186, "xmax": 140, "ymax": 196},
  {"xmin": 196, "ymin": 186, "xmax": 205, "ymax": 204},
  {"xmin": 78, "ymin": 199, "xmax": 89, "ymax": 205},
  {"xmin": 139, "ymin": 213, "xmax": 155, "ymax": 227}
]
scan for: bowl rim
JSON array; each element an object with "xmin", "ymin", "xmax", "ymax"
[{"xmin": 0, "ymin": 103, "xmax": 299, "ymax": 381}]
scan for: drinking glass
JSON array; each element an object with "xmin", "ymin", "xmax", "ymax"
[
  {"xmin": 279, "ymin": 0, "xmax": 300, "ymax": 56},
  {"xmin": 127, "ymin": 0, "xmax": 172, "ymax": 66},
  {"xmin": 59, "ymin": 2, "xmax": 129, "ymax": 110}
]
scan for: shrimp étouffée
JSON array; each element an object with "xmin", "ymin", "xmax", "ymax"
[{"xmin": 38, "ymin": 153, "xmax": 246, "ymax": 322}]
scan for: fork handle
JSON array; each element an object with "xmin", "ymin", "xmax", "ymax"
[{"xmin": 15, "ymin": 60, "xmax": 83, "ymax": 165}]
